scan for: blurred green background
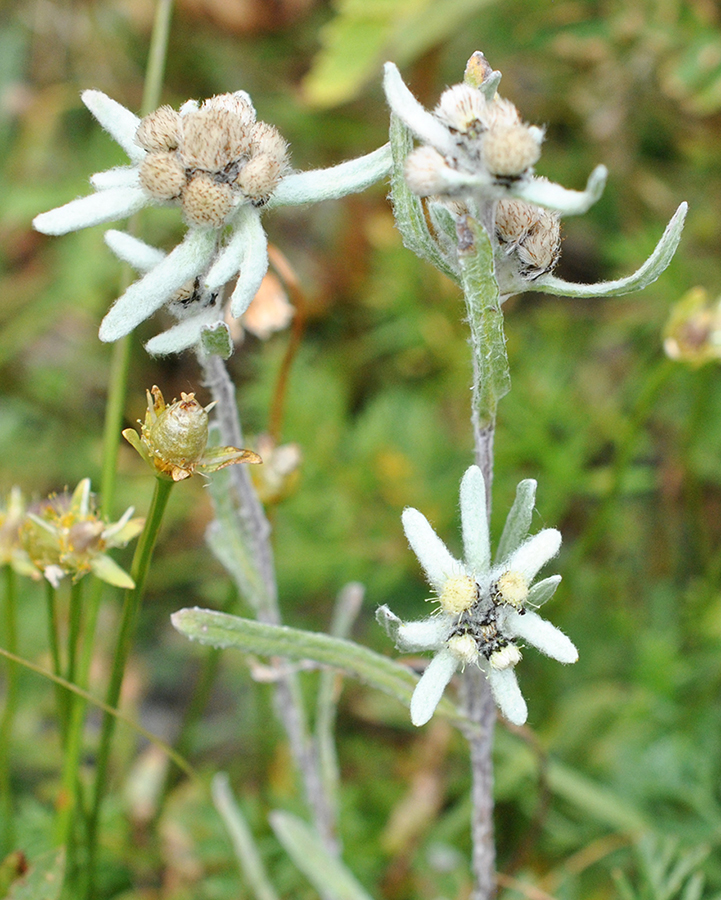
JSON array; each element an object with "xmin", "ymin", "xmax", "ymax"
[{"xmin": 2, "ymin": 0, "xmax": 721, "ymax": 897}]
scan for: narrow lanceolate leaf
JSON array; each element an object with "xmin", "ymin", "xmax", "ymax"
[
  {"xmin": 388, "ymin": 115, "xmax": 460, "ymax": 284},
  {"xmin": 496, "ymin": 479, "xmax": 537, "ymax": 563},
  {"xmin": 171, "ymin": 607, "xmax": 465, "ymax": 726},
  {"xmin": 527, "ymin": 574, "xmax": 562, "ymax": 609},
  {"xmin": 270, "ymin": 811, "xmax": 375, "ymax": 900},
  {"xmin": 534, "ymin": 202, "xmax": 688, "ymax": 298},
  {"xmin": 212, "ymin": 774, "xmax": 280, "ymax": 900},
  {"xmin": 458, "ymin": 216, "xmax": 510, "ymax": 426}
]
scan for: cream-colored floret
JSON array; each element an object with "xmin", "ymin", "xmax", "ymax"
[
  {"xmin": 434, "ymin": 83, "xmax": 488, "ymax": 135},
  {"xmin": 438, "ymin": 573, "xmax": 478, "ymax": 615},
  {"xmin": 481, "ymin": 123, "xmax": 541, "ymax": 177},
  {"xmin": 493, "ymin": 571, "xmax": 529, "ymax": 608},
  {"xmin": 447, "ymin": 632, "xmax": 479, "ymax": 666},
  {"xmin": 489, "ymin": 643, "xmax": 522, "ymax": 670}
]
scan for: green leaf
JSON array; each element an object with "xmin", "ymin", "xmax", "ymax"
[
  {"xmin": 270, "ymin": 811, "xmax": 374, "ymax": 900},
  {"xmin": 389, "ymin": 114, "xmax": 459, "ymax": 283},
  {"xmin": 496, "ymin": 478, "xmax": 537, "ymax": 563},
  {"xmin": 458, "ymin": 216, "xmax": 510, "ymax": 426},
  {"xmin": 5, "ymin": 849, "xmax": 64, "ymax": 900},
  {"xmin": 171, "ymin": 607, "xmax": 466, "ymax": 726}
]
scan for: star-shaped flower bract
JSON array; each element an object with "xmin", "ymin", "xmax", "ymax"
[
  {"xmin": 377, "ymin": 466, "xmax": 577, "ymax": 726},
  {"xmin": 33, "ymin": 90, "xmax": 390, "ymax": 351}
]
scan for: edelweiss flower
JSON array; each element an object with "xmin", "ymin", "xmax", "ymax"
[
  {"xmin": 33, "ymin": 90, "xmax": 390, "ymax": 351},
  {"xmin": 377, "ymin": 466, "xmax": 577, "ymax": 726},
  {"xmin": 384, "ymin": 53, "xmax": 687, "ymax": 299}
]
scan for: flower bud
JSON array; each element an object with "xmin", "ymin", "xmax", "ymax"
[
  {"xmin": 182, "ymin": 173, "xmax": 235, "ymax": 228},
  {"xmin": 481, "ymin": 123, "xmax": 542, "ymax": 178},
  {"xmin": 123, "ymin": 386, "xmax": 261, "ymax": 481},
  {"xmin": 139, "ymin": 152, "xmax": 186, "ymax": 201},
  {"xmin": 434, "ymin": 84, "xmax": 487, "ymax": 136},
  {"xmin": 663, "ymin": 287, "xmax": 721, "ymax": 366},
  {"xmin": 489, "ymin": 643, "xmax": 522, "ymax": 670},
  {"xmin": 404, "ymin": 146, "xmax": 455, "ymax": 196},
  {"xmin": 136, "ymin": 106, "xmax": 181, "ymax": 152},
  {"xmin": 238, "ymin": 154, "xmax": 284, "ymax": 204},
  {"xmin": 447, "ymin": 632, "xmax": 479, "ymax": 666}
]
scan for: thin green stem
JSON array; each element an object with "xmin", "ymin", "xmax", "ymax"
[
  {"xmin": 45, "ymin": 579, "xmax": 67, "ymax": 732},
  {"xmin": 141, "ymin": 0, "xmax": 174, "ymax": 117},
  {"xmin": 85, "ymin": 476, "xmax": 174, "ymax": 898},
  {"xmin": 66, "ymin": 580, "xmax": 83, "ymax": 685},
  {"xmin": 0, "ymin": 566, "xmax": 19, "ymax": 855}
]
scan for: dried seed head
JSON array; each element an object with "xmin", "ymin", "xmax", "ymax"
[
  {"xmin": 249, "ymin": 121, "xmax": 289, "ymax": 167},
  {"xmin": 203, "ymin": 91, "xmax": 256, "ymax": 130},
  {"xmin": 404, "ymin": 146, "xmax": 453, "ymax": 196},
  {"xmin": 481, "ymin": 123, "xmax": 542, "ymax": 177},
  {"xmin": 516, "ymin": 210, "xmax": 561, "ymax": 277},
  {"xmin": 238, "ymin": 153, "xmax": 283, "ymax": 202},
  {"xmin": 144, "ymin": 390, "xmax": 210, "ymax": 474},
  {"xmin": 139, "ymin": 151, "xmax": 186, "ymax": 200},
  {"xmin": 489, "ymin": 643, "xmax": 522, "ymax": 670},
  {"xmin": 495, "ymin": 198, "xmax": 538, "ymax": 246},
  {"xmin": 182, "ymin": 173, "xmax": 235, "ymax": 227},
  {"xmin": 434, "ymin": 84, "xmax": 487, "ymax": 135},
  {"xmin": 180, "ymin": 108, "xmax": 251, "ymax": 171},
  {"xmin": 447, "ymin": 632, "xmax": 478, "ymax": 666},
  {"xmin": 136, "ymin": 106, "xmax": 181, "ymax": 152},
  {"xmin": 438, "ymin": 574, "xmax": 479, "ymax": 615},
  {"xmin": 493, "ymin": 571, "xmax": 529, "ymax": 609}
]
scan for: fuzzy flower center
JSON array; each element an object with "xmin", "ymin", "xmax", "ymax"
[
  {"xmin": 492, "ymin": 570, "xmax": 529, "ymax": 609},
  {"xmin": 438, "ymin": 573, "xmax": 479, "ymax": 615}
]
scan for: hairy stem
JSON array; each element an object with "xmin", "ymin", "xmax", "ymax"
[{"xmin": 201, "ymin": 353, "xmax": 339, "ymax": 855}]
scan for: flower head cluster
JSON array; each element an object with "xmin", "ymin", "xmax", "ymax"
[
  {"xmin": 20, "ymin": 479, "xmax": 143, "ymax": 588},
  {"xmin": 135, "ymin": 93, "xmax": 289, "ymax": 226},
  {"xmin": 377, "ymin": 466, "xmax": 577, "ymax": 726},
  {"xmin": 123, "ymin": 385, "xmax": 261, "ymax": 482},
  {"xmin": 32, "ymin": 89, "xmax": 390, "ymax": 355},
  {"xmin": 385, "ymin": 52, "xmax": 686, "ymax": 299}
]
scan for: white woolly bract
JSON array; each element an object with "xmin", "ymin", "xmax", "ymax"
[
  {"xmin": 410, "ymin": 649, "xmax": 458, "ymax": 726},
  {"xmin": 460, "ymin": 465, "xmax": 490, "ymax": 574},
  {"xmin": 33, "ymin": 187, "xmax": 147, "ymax": 236},
  {"xmin": 99, "ymin": 227, "xmax": 217, "ymax": 342},
  {"xmin": 505, "ymin": 528, "xmax": 561, "ymax": 583},
  {"xmin": 487, "ymin": 667, "xmax": 527, "ymax": 725},
  {"xmin": 104, "ymin": 230, "xmax": 166, "ymax": 273},
  {"xmin": 396, "ymin": 617, "xmax": 451, "ymax": 652},
  {"xmin": 500, "ymin": 608, "xmax": 578, "ymax": 664},
  {"xmin": 81, "ymin": 90, "xmax": 144, "ymax": 164},
  {"xmin": 401, "ymin": 507, "xmax": 461, "ymax": 595}
]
